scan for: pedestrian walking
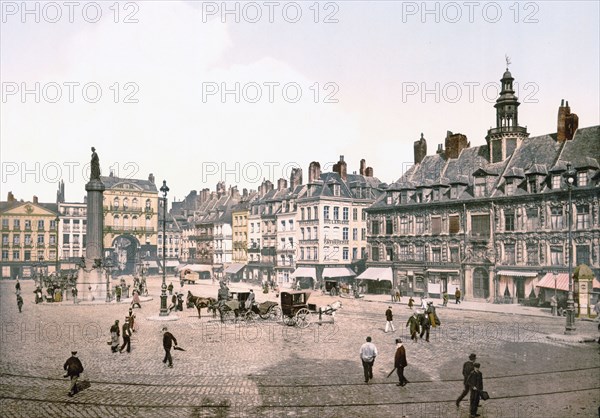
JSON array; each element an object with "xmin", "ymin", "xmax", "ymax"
[
  {"xmin": 119, "ymin": 318, "xmax": 132, "ymax": 353},
  {"xmin": 168, "ymin": 293, "xmax": 177, "ymax": 312},
  {"xmin": 168, "ymin": 282, "xmax": 174, "ymax": 295},
  {"xmin": 17, "ymin": 294, "xmax": 23, "ymax": 313},
  {"xmin": 406, "ymin": 312, "xmax": 420, "ymax": 342},
  {"xmin": 63, "ymin": 351, "xmax": 84, "ymax": 397},
  {"xmin": 384, "ymin": 306, "xmax": 396, "ymax": 333},
  {"xmin": 419, "ymin": 311, "xmax": 430, "ymax": 342},
  {"xmin": 115, "ymin": 285, "xmax": 122, "ymax": 302},
  {"xmin": 442, "ymin": 292, "xmax": 449, "ymax": 307},
  {"xmin": 72, "ymin": 286, "xmax": 78, "ymax": 304},
  {"xmin": 127, "ymin": 308, "xmax": 136, "ymax": 332},
  {"xmin": 162, "ymin": 327, "xmax": 178, "ymax": 368},
  {"xmin": 456, "ymin": 353, "xmax": 477, "ymax": 407},
  {"xmin": 467, "ymin": 362, "xmax": 484, "ymax": 418},
  {"xmin": 394, "ymin": 338, "xmax": 409, "ymax": 386},
  {"xmin": 395, "ymin": 287, "xmax": 401, "ymax": 303},
  {"xmin": 176, "ymin": 293, "xmax": 184, "ymax": 311},
  {"xmin": 15, "ymin": 279, "xmax": 21, "ymax": 295},
  {"xmin": 455, "ymin": 288, "xmax": 462, "ymax": 304},
  {"xmin": 408, "ymin": 296, "xmax": 414, "ymax": 309},
  {"xmin": 131, "ymin": 291, "xmax": 142, "ymax": 309},
  {"xmin": 109, "ymin": 320, "xmax": 120, "ymax": 353},
  {"xmin": 359, "ymin": 336, "xmax": 377, "ymax": 383}
]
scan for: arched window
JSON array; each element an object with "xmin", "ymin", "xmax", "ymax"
[
  {"xmin": 113, "ymin": 197, "xmax": 119, "ymax": 209},
  {"xmin": 123, "ymin": 198, "xmax": 129, "ymax": 209},
  {"xmin": 132, "ymin": 198, "xmax": 138, "ymax": 208}
]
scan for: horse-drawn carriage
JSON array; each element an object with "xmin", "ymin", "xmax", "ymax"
[
  {"xmin": 217, "ymin": 291, "xmax": 282, "ymax": 323},
  {"xmin": 280, "ymin": 291, "xmax": 342, "ymax": 328}
]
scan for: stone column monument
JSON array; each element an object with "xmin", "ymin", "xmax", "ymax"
[{"xmin": 77, "ymin": 147, "xmax": 107, "ymax": 301}]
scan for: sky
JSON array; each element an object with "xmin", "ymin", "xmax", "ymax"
[{"xmin": 1, "ymin": 0, "xmax": 599, "ymax": 204}]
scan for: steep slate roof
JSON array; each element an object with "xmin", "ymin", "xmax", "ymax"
[
  {"xmin": 101, "ymin": 175, "xmax": 158, "ymax": 192},
  {"xmin": 370, "ymin": 125, "xmax": 599, "ymax": 208}
]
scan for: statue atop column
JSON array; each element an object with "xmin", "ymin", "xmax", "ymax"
[{"xmin": 90, "ymin": 147, "xmax": 101, "ymax": 180}]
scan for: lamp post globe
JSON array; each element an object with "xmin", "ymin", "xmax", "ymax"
[
  {"xmin": 159, "ymin": 180, "xmax": 170, "ymax": 316},
  {"xmin": 562, "ymin": 163, "xmax": 577, "ymax": 335}
]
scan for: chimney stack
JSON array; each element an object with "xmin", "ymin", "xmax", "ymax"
[
  {"xmin": 332, "ymin": 155, "xmax": 347, "ymax": 181},
  {"xmin": 7, "ymin": 192, "xmax": 15, "ymax": 202},
  {"xmin": 436, "ymin": 144, "xmax": 444, "ymax": 155},
  {"xmin": 33, "ymin": 195, "xmax": 38, "ymax": 204},
  {"xmin": 359, "ymin": 159, "xmax": 366, "ymax": 175},
  {"xmin": 308, "ymin": 162, "xmax": 321, "ymax": 183},
  {"xmin": 557, "ymin": 99, "xmax": 579, "ymax": 142},
  {"xmin": 444, "ymin": 131, "xmax": 469, "ymax": 159},
  {"xmin": 148, "ymin": 173, "xmax": 155, "ymax": 183},
  {"xmin": 289, "ymin": 167, "xmax": 302, "ymax": 189},
  {"xmin": 365, "ymin": 167, "xmax": 373, "ymax": 177},
  {"xmin": 277, "ymin": 178, "xmax": 288, "ymax": 191},
  {"xmin": 414, "ymin": 133, "xmax": 427, "ymax": 164}
]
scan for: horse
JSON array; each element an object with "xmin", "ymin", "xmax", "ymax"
[
  {"xmin": 187, "ymin": 291, "xmax": 217, "ymax": 319},
  {"xmin": 321, "ymin": 300, "xmax": 343, "ymax": 318}
]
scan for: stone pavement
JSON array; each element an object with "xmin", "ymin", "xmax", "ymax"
[{"xmin": 1, "ymin": 278, "xmax": 599, "ymax": 417}]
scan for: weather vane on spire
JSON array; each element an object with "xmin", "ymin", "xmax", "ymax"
[{"xmin": 505, "ymin": 54, "xmax": 511, "ymax": 70}]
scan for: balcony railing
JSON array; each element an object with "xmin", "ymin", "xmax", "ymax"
[
  {"xmin": 324, "ymin": 239, "xmax": 349, "ymax": 245},
  {"xmin": 299, "ymin": 239, "xmax": 318, "ymax": 244},
  {"xmin": 324, "ymin": 219, "xmax": 349, "ymax": 225},
  {"xmin": 103, "ymin": 226, "xmax": 156, "ymax": 234}
]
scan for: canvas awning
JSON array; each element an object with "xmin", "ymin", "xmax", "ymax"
[
  {"xmin": 182, "ymin": 264, "xmax": 213, "ymax": 273},
  {"xmin": 497, "ymin": 270, "xmax": 538, "ymax": 277},
  {"xmin": 537, "ymin": 273, "xmax": 600, "ymax": 291},
  {"xmin": 146, "ymin": 261, "xmax": 158, "ymax": 268},
  {"xmin": 166, "ymin": 260, "xmax": 179, "ymax": 267},
  {"xmin": 225, "ymin": 263, "xmax": 245, "ymax": 274},
  {"xmin": 290, "ymin": 267, "xmax": 316, "ymax": 279},
  {"xmin": 322, "ymin": 267, "xmax": 356, "ymax": 278},
  {"xmin": 536, "ymin": 273, "xmax": 569, "ymax": 291},
  {"xmin": 357, "ymin": 267, "xmax": 393, "ymax": 282},
  {"xmin": 426, "ymin": 268, "xmax": 460, "ymax": 274}
]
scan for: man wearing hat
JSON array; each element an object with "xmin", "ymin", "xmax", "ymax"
[
  {"xmin": 63, "ymin": 350, "xmax": 84, "ymax": 397},
  {"xmin": 467, "ymin": 362, "xmax": 483, "ymax": 418},
  {"xmin": 394, "ymin": 338, "xmax": 409, "ymax": 386},
  {"xmin": 109, "ymin": 320, "xmax": 120, "ymax": 353},
  {"xmin": 406, "ymin": 312, "xmax": 420, "ymax": 342},
  {"xmin": 456, "ymin": 353, "xmax": 477, "ymax": 407},
  {"xmin": 162, "ymin": 327, "xmax": 178, "ymax": 368},
  {"xmin": 119, "ymin": 317, "xmax": 132, "ymax": 353},
  {"xmin": 385, "ymin": 306, "xmax": 395, "ymax": 333}
]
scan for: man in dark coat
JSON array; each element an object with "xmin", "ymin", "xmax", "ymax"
[
  {"xmin": 419, "ymin": 312, "xmax": 430, "ymax": 342},
  {"xmin": 110, "ymin": 320, "xmax": 120, "ymax": 353},
  {"xmin": 63, "ymin": 351, "xmax": 84, "ymax": 397},
  {"xmin": 467, "ymin": 362, "xmax": 484, "ymax": 418},
  {"xmin": 119, "ymin": 318, "xmax": 132, "ymax": 353},
  {"xmin": 162, "ymin": 327, "xmax": 178, "ymax": 368},
  {"xmin": 406, "ymin": 312, "xmax": 420, "ymax": 342},
  {"xmin": 385, "ymin": 306, "xmax": 395, "ymax": 333},
  {"xmin": 17, "ymin": 294, "xmax": 23, "ymax": 313},
  {"xmin": 455, "ymin": 288, "xmax": 462, "ymax": 304},
  {"xmin": 394, "ymin": 338, "xmax": 409, "ymax": 386},
  {"xmin": 456, "ymin": 353, "xmax": 477, "ymax": 406}
]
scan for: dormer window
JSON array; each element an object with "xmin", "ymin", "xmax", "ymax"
[
  {"xmin": 415, "ymin": 191, "xmax": 422, "ymax": 203},
  {"xmin": 400, "ymin": 191, "xmax": 408, "ymax": 204},
  {"xmin": 450, "ymin": 185, "xmax": 457, "ymax": 199},
  {"xmin": 527, "ymin": 177, "xmax": 537, "ymax": 193},
  {"xmin": 474, "ymin": 179, "xmax": 486, "ymax": 197},
  {"xmin": 333, "ymin": 184, "xmax": 341, "ymax": 196},
  {"xmin": 552, "ymin": 175, "xmax": 561, "ymax": 189},
  {"xmin": 577, "ymin": 171, "xmax": 588, "ymax": 187},
  {"xmin": 505, "ymin": 180, "xmax": 514, "ymax": 196},
  {"xmin": 432, "ymin": 188, "xmax": 439, "ymax": 201}
]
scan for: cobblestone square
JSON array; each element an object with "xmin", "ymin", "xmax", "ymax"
[{"xmin": 1, "ymin": 279, "xmax": 598, "ymax": 417}]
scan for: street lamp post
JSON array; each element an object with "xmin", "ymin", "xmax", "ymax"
[
  {"xmin": 159, "ymin": 180, "xmax": 169, "ymax": 316},
  {"xmin": 104, "ymin": 258, "xmax": 113, "ymax": 302},
  {"xmin": 563, "ymin": 163, "xmax": 577, "ymax": 334},
  {"xmin": 55, "ymin": 216, "xmax": 60, "ymax": 277}
]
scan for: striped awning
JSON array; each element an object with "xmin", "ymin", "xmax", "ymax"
[
  {"xmin": 225, "ymin": 263, "xmax": 245, "ymax": 274},
  {"xmin": 536, "ymin": 273, "xmax": 569, "ymax": 291},
  {"xmin": 322, "ymin": 267, "xmax": 356, "ymax": 278},
  {"xmin": 357, "ymin": 267, "xmax": 393, "ymax": 282},
  {"xmin": 497, "ymin": 270, "xmax": 538, "ymax": 277}
]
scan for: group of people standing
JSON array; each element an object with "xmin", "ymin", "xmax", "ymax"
[{"xmin": 108, "ymin": 308, "xmax": 136, "ymax": 354}]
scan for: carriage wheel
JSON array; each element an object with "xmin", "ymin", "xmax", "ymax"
[
  {"xmin": 244, "ymin": 311, "xmax": 256, "ymax": 323},
  {"xmin": 295, "ymin": 308, "xmax": 311, "ymax": 328},
  {"xmin": 269, "ymin": 305, "xmax": 282, "ymax": 321},
  {"xmin": 222, "ymin": 310, "xmax": 235, "ymax": 323}
]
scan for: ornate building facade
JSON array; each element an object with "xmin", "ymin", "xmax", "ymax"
[{"xmin": 365, "ymin": 69, "xmax": 600, "ymax": 301}]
